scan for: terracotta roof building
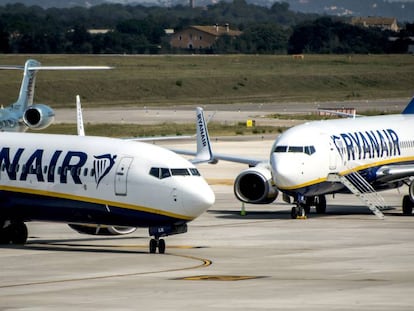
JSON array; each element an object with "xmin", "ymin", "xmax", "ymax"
[
  {"xmin": 351, "ymin": 17, "xmax": 399, "ymax": 32},
  {"xmin": 170, "ymin": 24, "xmax": 242, "ymax": 50}
]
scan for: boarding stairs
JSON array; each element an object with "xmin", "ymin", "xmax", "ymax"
[{"xmin": 327, "ymin": 171, "xmax": 387, "ymax": 219}]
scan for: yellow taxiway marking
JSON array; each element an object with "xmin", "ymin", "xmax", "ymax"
[
  {"xmin": 177, "ymin": 275, "xmax": 265, "ymax": 281},
  {"xmin": 0, "ymin": 242, "xmax": 212, "ymax": 289}
]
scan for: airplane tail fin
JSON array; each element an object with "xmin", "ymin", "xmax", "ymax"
[
  {"xmin": 76, "ymin": 95, "xmax": 86, "ymax": 136},
  {"xmin": 191, "ymin": 107, "xmax": 215, "ymax": 164},
  {"xmin": 401, "ymin": 97, "xmax": 414, "ymax": 114},
  {"xmin": 0, "ymin": 59, "xmax": 112, "ymax": 115},
  {"xmin": 0, "ymin": 59, "xmax": 41, "ymax": 113}
]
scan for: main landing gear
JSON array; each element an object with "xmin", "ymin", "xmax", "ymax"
[
  {"xmin": 290, "ymin": 195, "xmax": 327, "ymax": 219},
  {"xmin": 402, "ymin": 195, "xmax": 414, "ymax": 216},
  {"xmin": 0, "ymin": 221, "xmax": 28, "ymax": 245}
]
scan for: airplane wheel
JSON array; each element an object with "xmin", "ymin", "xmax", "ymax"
[
  {"xmin": 149, "ymin": 239, "xmax": 157, "ymax": 253},
  {"xmin": 9, "ymin": 222, "xmax": 28, "ymax": 244},
  {"xmin": 0, "ymin": 222, "xmax": 28, "ymax": 245},
  {"xmin": 315, "ymin": 195, "xmax": 327, "ymax": 214},
  {"xmin": 291, "ymin": 206, "xmax": 306, "ymax": 219},
  {"xmin": 402, "ymin": 195, "xmax": 413, "ymax": 216},
  {"xmin": 158, "ymin": 239, "xmax": 166, "ymax": 254},
  {"xmin": 290, "ymin": 207, "xmax": 297, "ymax": 219}
]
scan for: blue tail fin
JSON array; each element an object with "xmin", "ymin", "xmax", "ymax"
[{"xmin": 402, "ymin": 97, "xmax": 414, "ymax": 114}]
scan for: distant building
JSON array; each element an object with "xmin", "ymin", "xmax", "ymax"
[
  {"xmin": 351, "ymin": 17, "xmax": 399, "ymax": 32},
  {"xmin": 169, "ymin": 24, "xmax": 242, "ymax": 50},
  {"xmin": 87, "ymin": 29, "xmax": 112, "ymax": 35}
]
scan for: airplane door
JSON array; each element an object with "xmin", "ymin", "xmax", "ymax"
[
  {"xmin": 115, "ymin": 157, "xmax": 133, "ymax": 196},
  {"xmin": 328, "ymin": 141, "xmax": 338, "ymax": 171}
]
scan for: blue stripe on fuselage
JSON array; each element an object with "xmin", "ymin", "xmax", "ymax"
[{"xmin": 0, "ymin": 190, "xmax": 183, "ymax": 227}]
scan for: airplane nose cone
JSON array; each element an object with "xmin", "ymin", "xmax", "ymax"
[
  {"xmin": 271, "ymin": 154, "xmax": 293, "ymax": 188},
  {"xmin": 183, "ymin": 179, "xmax": 215, "ymax": 218}
]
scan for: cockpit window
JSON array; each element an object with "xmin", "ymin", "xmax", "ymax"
[
  {"xmin": 190, "ymin": 168, "xmax": 201, "ymax": 176},
  {"xmin": 150, "ymin": 167, "xmax": 195, "ymax": 179},
  {"xmin": 161, "ymin": 168, "xmax": 171, "ymax": 179},
  {"xmin": 149, "ymin": 167, "xmax": 171, "ymax": 179},
  {"xmin": 171, "ymin": 168, "xmax": 190, "ymax": 176},
  {"xmin": 304, "ymin": 146, "xmax": 316, "ymax": 155},
  {"xmin": 274, "ymin": 145, "xmax": 315, "ymax": 155},
  {"xmin": 149, "ymin": 167, "xmax": 160, "ymax": 178},
  {"xmin": 274, "ymin": 146, "xmax": 287, "ymax": 152},
  {"xmin": 288, "ymin": 146, "xmax": 303, "ymax": 153}
]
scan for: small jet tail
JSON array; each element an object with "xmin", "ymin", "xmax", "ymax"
[
  {"xmin": 76, "ymin": 95, "xmax": 85, "ymax": 136},
  {"xmin": 3, "ymin": 59, "xmax": 41, "ymax": 114},
  {"xmin": 191, "ymin": 107, "xmax": 215, "ymax": 164},
  {"xmin": 0, "ymin": 59, "xmax": 112, "ymax": 115}
]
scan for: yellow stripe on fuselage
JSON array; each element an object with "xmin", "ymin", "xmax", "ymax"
[
  {"xmin": 278, "ymin": 156, "xmax": 414, "ymax": 191},
  {"xmin": 0, "ymin": 185, "xmax": 194, "ymax": 221}
]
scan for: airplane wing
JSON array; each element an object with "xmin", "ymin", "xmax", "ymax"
[
  {"xmin": 0, "ymin": 65, "xmax": 112, "ymax": 70},
  {"xmin": 172, "ymin": 108, "xmax": 265, "ymax": 166},
  {"xmin": 174, "ymin": 148, "xmax": 263, "ymax": 166}
]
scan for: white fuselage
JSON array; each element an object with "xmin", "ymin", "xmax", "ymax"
[
  {"xmin": 0, "ymin": 132, "xmax": 214, "ymax": 227},
  {"xmin": 270, "ymin": 114, "xmax": 414, "ymax": 196}
]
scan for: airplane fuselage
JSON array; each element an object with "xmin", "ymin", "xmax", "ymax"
[
  {"xmin": 0, "ymin": 132, "xmax": 214, "ymax": 229},
  {"xmin": 271, "ymin": 114, "xmax": 414, "ymax": 197}
]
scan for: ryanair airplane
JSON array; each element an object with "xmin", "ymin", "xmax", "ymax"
[
  {"xmin": 0, "ymin": 120, "xmax": 215, "ymax": 253},
  {"xmin": 0, "ymin": 59, "xmax": 110, "ymax": 132},
  {"xmin": 198, "ymin": 97, "xmax": 414, "ymax": 219}
]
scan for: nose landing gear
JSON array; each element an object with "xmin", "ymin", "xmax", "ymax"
[
  {"xmin": 290, "ymin": 195, "xmax": 327, "ymax": 219},
  {"xmin": 149, "ymin": 237, "xmax": 166, "ymax": 254},
  {"xmin": 148, "ymin": 223, "xmax": 187, "ymax": 254}
]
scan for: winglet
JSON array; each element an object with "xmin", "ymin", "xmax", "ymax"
[
  {"xmin": 191, "ymin": 107, "xmax": 215, "ymax": 164},
  {"xmin": 402, "ymin": 97, "xmax": 414, "ymax": 114},
  {"xmin": 76, "ymin": 95, "xmax": 85, "ymax": 136}
]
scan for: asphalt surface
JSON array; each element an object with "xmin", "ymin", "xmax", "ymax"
[
  {"xmin": 54, "ymin": 98, "xmax": 409, "ymax": 126},
  {"xmin": 2, "ymin": 138, "xmax": 414, "ymax": 310}
]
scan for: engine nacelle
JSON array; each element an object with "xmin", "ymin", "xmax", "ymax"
[
  {"xmin": 23, "ymin": 104, "xmax": 55, "ymax": 130},
  {"xmin": 68, "ymin": 224, "xmax": 137, "ymax": 236},
  {"xmin": 233, "ymin": 165, "xmax": 278, "ymax": 204}
]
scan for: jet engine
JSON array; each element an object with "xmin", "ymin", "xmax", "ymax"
[
  {"xmin": 233, "ymin": 165, "xmax": 278, "ymax": 204},
  {"xmin": 23, "ymin": 104, "xmax": 55, "ymax": 130},
  {"xmin": 68, "ymin": 224, "xmax": 137, "ymax": 236}
]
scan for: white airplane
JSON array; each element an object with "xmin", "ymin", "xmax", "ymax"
[
  {"xmin": 0, "ymin": 109, "xmax": 215, "ymax": 253},
  {"xmin": 190, "ymin": 97, "xmax": 414, "ymax": 219},
  {"xmin": 0, "ymin": 59, "xmax": 111, "ymax": 132},
  {"xmin": 69, "ymin": 96, "xmax": 214, "ymax": 239}
]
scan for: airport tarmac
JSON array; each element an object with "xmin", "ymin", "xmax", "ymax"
[
  {"xmin": 54, "ymin": 98, "xmax": 408, "ymax": 126},
  {"xmin": 2, "ymin": 139, "xmax": 414, "ymax": 310}
]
